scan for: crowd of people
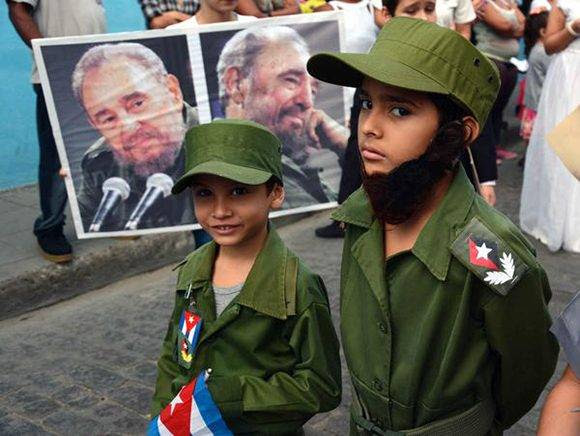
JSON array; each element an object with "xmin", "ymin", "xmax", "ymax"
[
  {"xmin": 6, "ymin": 0, "xmax": 580, "ymax": 435},
  {"xmin": 8, "ymin": 0, "xmax": 579, "ymax": 256}
]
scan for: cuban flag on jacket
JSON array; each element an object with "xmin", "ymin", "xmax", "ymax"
[
  {"xmin": 147, "ymin": 373, "xmax": 232, "ymax": 436},
  {"xmin": 148, "ymin": 308, "xmax": 232, "ymax": 435}
]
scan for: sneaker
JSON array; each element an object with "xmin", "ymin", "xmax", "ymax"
[
  {"xmin": 496, "ymin": 147, "xmax": 518, "ymax": 160},
  {"xmin": 37, "ymin": 229, "xmax": 72, "ymax": 263},
  {"xmin": 315, "ymin": 221, "xmax": 344, "ymax": 238}
]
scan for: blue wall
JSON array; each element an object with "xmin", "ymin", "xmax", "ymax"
[{"xmin": 0, "ymin": 1, "xmax": 144, "ymax": 190}]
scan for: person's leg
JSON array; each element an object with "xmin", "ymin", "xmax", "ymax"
[
  {"xmin": 33, "ymin": 84, "xmax": 71, "ymax": 262},
  {"xmin": 492, "ymin": 61, "xmax": 518, "ymax": 160}
]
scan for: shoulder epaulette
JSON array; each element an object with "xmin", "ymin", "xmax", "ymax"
[
  {"xmin": 450, "ymin": 216, "xmax": 529, "ymax": 296},
  {"xmin": 172, "ymin": 257, "xmax": 189, "ymax": 271}
]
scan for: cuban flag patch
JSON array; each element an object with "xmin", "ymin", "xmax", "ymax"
[
  {"xmin": 177, "ymin": 310, "xmax": 202, "ymax": 369},
  {"xmin": 148, "ymin": 372, "xmax": 232, "ymax": 436},
  {"xmin": 468, "ymin": 237, "xmax": 500, "ymax": 270},
  {"xmin": 451, "ymin": 217, "xmax": 529, "ymax": 296}
]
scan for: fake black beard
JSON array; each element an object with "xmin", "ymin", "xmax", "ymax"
[
  {"xmin": 362, "ymin": 151, "xmax": 450, "ymax": 225},
  {"xmin": 361, "ymin": 119, "xmax": 468, "ymax": 225}
]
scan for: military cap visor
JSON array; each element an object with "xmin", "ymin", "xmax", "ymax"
[
  {"xmin": 307, "ymin": 17, "xmax": 500, "ymax": 127},
  {"xmin": 172, "ymin": 119, "xmax": 283, "ymax": 194},
  {"xmin": 173, "ymin": 161, "xmax": 273, "ymax": 193},
  {"xmin": 308, "ymin": 51, "xmax": 448, "ymax": 95}
]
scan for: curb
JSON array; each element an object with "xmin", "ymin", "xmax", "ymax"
[
  {"xmin": 0, "ymin": 231, "xmax": 194, "ymax": 321},
  {"xmin": 0, "ymin": 213, "xmax": 314, "ymax": 321}
]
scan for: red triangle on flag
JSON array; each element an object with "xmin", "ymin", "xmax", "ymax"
[
  {"xmin": 184, "ymin": 311, "xmax": 200, "ymax": 332},
  {"xmin": 468, "ymin": 238, "xmax": 499, "ymax": 270},
  {"xmin": 159, "ymin": 378, "xmax": 197, "ymax": 436}
]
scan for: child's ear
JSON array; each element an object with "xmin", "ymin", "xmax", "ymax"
[
  {"xmin": 462, "ymin": 116, "xmax": 480, "ymax": 145},
  {"xmin": 269, "ymin": 185, "xmax": 285, "ymax": 210},
  {"xmin": 374, "ymin": 7, "xmax": 391, "ymax": 28},
  {"xmin": 539, "ymin": 27, "xmax": 547, "ymax": 38}
]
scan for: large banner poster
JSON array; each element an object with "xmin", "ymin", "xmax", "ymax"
[{"xmin": 33, "ymin": 13, "xmax": 347, "ymax": 239}]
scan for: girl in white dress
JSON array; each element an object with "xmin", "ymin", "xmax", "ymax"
[{"xmin": 520, "ymin": 0, "xmax": 580, "ymax": 252}]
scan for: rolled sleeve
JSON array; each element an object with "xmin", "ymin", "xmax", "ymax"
[
  {"xmin": 206, "ymin": 375, "xmax": 244, "ymax": 418},
  {"xmin": 550, "ymin": 292, "xmax": 580, "ymax": 378},
  {"xmin": 208, "ymin": 302, "xmax": 341, "ymax": 428}
]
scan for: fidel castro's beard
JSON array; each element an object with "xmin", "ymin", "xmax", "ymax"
[{"xmin": 362, "ymin": 120, "xmax": 466, "ymax": 225}]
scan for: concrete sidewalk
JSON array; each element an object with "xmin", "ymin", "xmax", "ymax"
[{"xmin": 0, "ymin": 184, "xmax": 195, "ymax": 320}]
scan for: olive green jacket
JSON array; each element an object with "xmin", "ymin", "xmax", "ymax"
[
  {"xmin": 332, "ymin": 167, "xmax": 558, "ymax": 434},
  {"xmin": 151, "ymin": 228, "xmax": 342, "ymax": 434}
]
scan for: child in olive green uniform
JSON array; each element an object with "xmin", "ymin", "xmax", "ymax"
[
  {"xmin": 307, "ymin": 18, "xmax": 558, "ymax": 435},
  {"xmin": 150, "ymin": 119, "xmax": 341, "ymax": 434}
]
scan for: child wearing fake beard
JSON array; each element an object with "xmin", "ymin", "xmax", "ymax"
[{"xmin": 307, "ymin": 17, "xmax": 559, "ymax": 435}]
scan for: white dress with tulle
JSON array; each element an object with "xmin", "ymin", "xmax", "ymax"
[{"xmin": 519, "ymin": 0, "xmax": 580, "ymax": 252}]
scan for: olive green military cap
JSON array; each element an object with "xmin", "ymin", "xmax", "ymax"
[
  {"xmin": 172, "ymin": 119, "xmax": 283, "ymax": 194},
  {"xmin": 307, "ymin": 17, "xmax": 500, "ymax": 127}
]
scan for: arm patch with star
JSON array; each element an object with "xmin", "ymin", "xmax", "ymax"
[{"xmin": 450, "ymin": 217, "xmax": 529, "ymax": 296}]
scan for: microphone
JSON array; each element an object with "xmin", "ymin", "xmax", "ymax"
[
  {"xmin": 124, "ymin": 173, "xmax": 174, "ymax": 230},
  {"xmin": 89, "ymin": 177, "xmax": 131, "ymax": 232}
]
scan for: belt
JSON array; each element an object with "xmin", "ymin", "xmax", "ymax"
[{"xmin": 352, "ymin": 398, "xmax": 495, "ymax": 436}]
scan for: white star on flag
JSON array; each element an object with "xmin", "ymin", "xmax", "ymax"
[
  {"xmin": 169, "ymin": 392, "xmax": 184, "ymax": 415},
  {"xmin": 475, "ymin": 242, "xmax": 493, "ymax": 260},
  {"xmin": 188, "ymin": 315, "xmax": 194, "ymax": 323}
]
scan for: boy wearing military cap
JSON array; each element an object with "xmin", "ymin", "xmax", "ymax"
[
  {"xmin": 150, "ymin": 119, "xmax": 341, "ymax": 434},
  {"xmin": 307, "ymin": 17, "xmax": 558, "ymax": 435}
]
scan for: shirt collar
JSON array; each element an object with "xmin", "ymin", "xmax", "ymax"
[
  {"xmin": 237, "ymin": 227, "xmax": 291, "ymax": 319},
  {"xmin": 177, "ymin": 227, "xmax": 292, "ymax": 320},
  {"xmin": 332, "ymin": 166, "xmax": 475, "ymax": 281},
  {"xmin": 331, "ymin": 187, "xmax": 374, "ymax": 228},
  {"xmin": 412, "ymin": 167, "xmax": 475, "ymax": 280}
]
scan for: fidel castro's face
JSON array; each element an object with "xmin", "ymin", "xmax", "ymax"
[
  {"xmin": 357, "ymin": 77, "xmax": 440, "ymax": 176},
  {"xmin": 191, "ymin": 174, "xmax": 284, "ymax": 247},
  {"xmin": 239, "ymin": 42, "xmax": 318, "ymax": 157},
  {"xmin": 81, "ymin": 56, "xmax": 185, "ymax": 170}
]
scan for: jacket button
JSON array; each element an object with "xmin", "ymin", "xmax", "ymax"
[
  {"xmin": 373, "ymin": 378, "xmax": 384, "ymax": 391},
  {"xmin": 378, "ymin": 322, "xmax": 388, "ymax": 334}
]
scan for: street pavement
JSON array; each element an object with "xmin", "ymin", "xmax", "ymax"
[{"xmin": 0, "ymin": 144, "xmax": 578, "ymax": 435}]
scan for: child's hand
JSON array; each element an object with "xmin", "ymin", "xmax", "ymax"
[
  {"xmin": 480, "ymin": 185, "xmax": 496, "ymax": 206},
  {"xmin": 59, "ymin": 168, "xmax": 68, "ymax": 178}
]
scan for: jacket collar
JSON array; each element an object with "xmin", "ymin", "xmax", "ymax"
[
  {"xmin": 333, "ymin": 167, "xmax": 475, "ymax": 281},
  {"xmin": 331, "ymin": 187, "xmax": 374, "ymax": 228},
  {"xmin": 412, "ymin": 167, "xmax": 474, "ymax": 280},
  {"xmin": 177, "ymin": 227, "xmax": 291, "ymax": 320}
]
